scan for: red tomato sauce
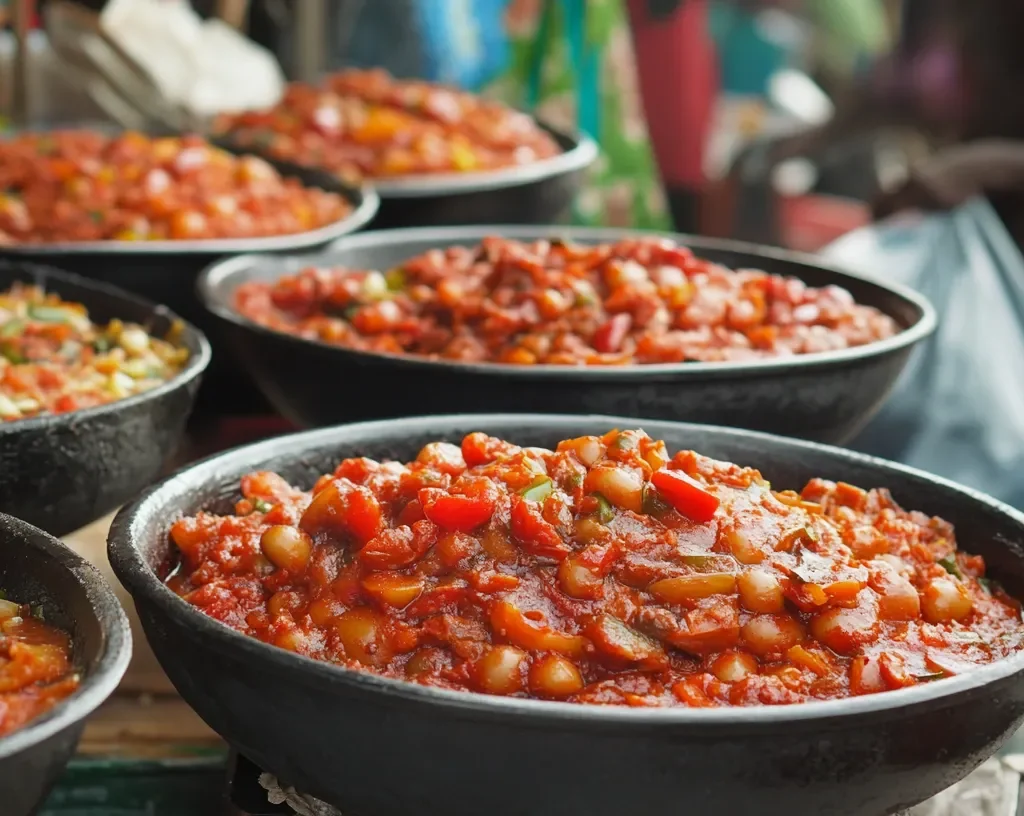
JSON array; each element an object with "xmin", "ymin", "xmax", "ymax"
[
  {"xmin": 233, "ymin": 236, "xmax": 900, "ymax": 365},
  {"xmin": 0, "ymin": 284, "xmax": 189, "ymax": 421},
  {"xmin": 213, "ymin": 69, "xmax": 561, "ymax": 182},
  {"xmin": 0, "ymin": 131, "xmax": 351, "ymax": 244},
  {"xmin": 166, "ymin": 430, "xmax": 1024, "ymax": 707},
  {"xmin": 0, "ymin": 595, "xmax": 79, "ymax": 736}
]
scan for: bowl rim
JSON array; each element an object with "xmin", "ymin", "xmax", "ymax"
[
  {"xmin": 108, "ymin": 413, "xmax": 1024, "ymax": 730},
  {"xmin": 0, "ymin": 512, "xmax": 131, "ymax": 759},
  {"xmin": 196, "ymin": 225, "xmax": 938, "ymax": 382},
  {"xmin": 0, "ymin": 187, "xmax": 379, "ymax": 256},
  {"xmin": 368, "ymin": 124, "xmax": 599, "ymax": 199},
  {"xmin": 0, "ymin": 260, "xmax": 212, "ymax": 437}
]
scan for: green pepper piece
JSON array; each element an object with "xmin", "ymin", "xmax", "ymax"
[
  {"xmin": 591, "ymin": 493, "xmax": 614, "ymax": 524},
  {"xmin": 1, "ymin": 346, "xmax": 26, "ymax": 364},
  {"xmin": 642, "ymin": 484, "xmax": 671, "ymax": 516},
  {"xmin": 385, "ymin": 267, "xmax": 407, "ymax": 291},
  {"xmin": 253, "ymin": 498, "xmax": 273, "ymax": 513},
  {"xmin": 914, "ymin": 672, "xmax": 946, "ymax": 682},
  {"xmin": 680, "ymin": 554, "xmax": 717, "ymax": 568},
  {"xmin": 31, "ymin": 603, "xmax": 45, "ymax": 621},
  {"xmin": 520, "ymin": 476, "xmax": 554, "ymax": 503},
  {"xmin": 573, "ymin": 288, "xmax": 598, "ymax": 307},
  {"xmin": 250, "ymin": 130, "xmax": 275, "ymax": 149},
  {"xmin": 0, "ymin": 319, "xmax": 24, "ymax": 338},
  {"xmin": 609, "ymin": 432, "xmax": 638, "ymax": 452},
  {"xmin": 679, "ymin": 553, "xmax": 737, "ymax": 573},
  {"xmin": 938, "ymin": 555, "xmax": 962, "ymax": 578},
  {"xmin": 28, "ymin": 305, "xmax": 74, "ymax": 324}
]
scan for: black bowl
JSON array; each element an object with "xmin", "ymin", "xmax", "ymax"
[
  {"xmin": 0, "ymin": 156, "xmax": 377, "ymax": 418},
  {"xmin": 108, "ymin": 414, "xmax": 1024, "ymax": 816},
  {"xmin": 0, "ymin": 512, "xmax": 131, "ymax": 816},
  {"xmin": 0, "ymin": 261, "xmax": 210, "ymax": 536},
  {"xmin": 197, "ymin": 226, "xmax": 936, "ymax": 444},
  {"xmin": 367, "ymin": 124, "xmax": 598, "ymax": 228}
]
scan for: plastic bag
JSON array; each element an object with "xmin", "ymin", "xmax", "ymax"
[{"xmin": 823, "ymin": 198, "xmax": 1024, "ymax": 509}]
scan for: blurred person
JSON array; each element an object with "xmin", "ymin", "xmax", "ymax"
[
  {"xmin": 626, "ymin": 0, "xmax": 717, "ymax": 232},
  {"xmin": 761, "ymin": 0, "xmax": 1024, "ymax": 240},
  {"xmin": 626, "ymin": 0, "xmax": 892, "ymax": 233}
]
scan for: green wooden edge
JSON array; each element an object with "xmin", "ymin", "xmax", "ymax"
[{"xmin": 41, "ymin": 752, "xmax": 229, "ymax": 816}]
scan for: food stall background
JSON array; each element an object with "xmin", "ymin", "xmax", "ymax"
[{"xmin": 1, "ymin": 0, "xmax": 913, "ymax": 248}]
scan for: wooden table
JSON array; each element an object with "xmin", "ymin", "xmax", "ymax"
[
  {"xmin": 63, "ymin": 512, "xmax": 223, "ymax": 759},
  {"xmin": 59, "ymin": 417, "xmax": 295, "ymax": 759}
]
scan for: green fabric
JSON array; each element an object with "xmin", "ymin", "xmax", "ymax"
[
  {"xmin": 807, "ymin": 0, "xmax": 891, "ymax": 76},
  {"xmin": 485, "ymin": 0, "xmax": 671, "ymax": 229},
  {"xmin": 41, "ymin": 757, "xmax": 227, "ymax": 816}
]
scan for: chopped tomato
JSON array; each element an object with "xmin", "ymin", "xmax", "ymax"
[
  {"xmin": 0, "ymin": 130, "xmax": 350, "ymax": 245},
  {"xmin": 0, "ymin": 596, "xmax": 79, "ymax": 737},
  {"xmin": 167, "ymin": 428, "xmax": 1024, "ymax": 709},
  {"xmin": 509, "ymin": 496, "xmax": 569, "ymax": 561},
  {"xmin": 213, "ymin": 68, "xmax": 560, "ymax": 182},
  {"xmin": 234, "ymin": 235, "xmax": 897, "ymax": 367}
]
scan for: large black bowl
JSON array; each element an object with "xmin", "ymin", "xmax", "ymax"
[
  {"xmin": 197, "ymin": 226, "xmax": 937, "ymax": 444},
  {"xmin": 366, "ymin": 124, "xmax": 598, "ymax": 228},
  {"xmin": 0, "ymin": 261, "xmax": 210, "ymax": 536},
  {"xmin": 108, "ymin": 414, "xmax": 1024, "ymax": 816},
  {"xmin": 0, "ymin": 155, "xmax": 377, "ymax": 418},
  {"xmin": 0, "ymin": 512, "xmax": 131, "ymax": 816}
]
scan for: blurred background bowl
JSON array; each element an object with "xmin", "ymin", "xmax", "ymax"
[
  {"xmin": 0, "ymin": 147, "xmax": 376, "ymax": 419},
  {"xmin": 198, "ymin": 226, "xmax": 935, "ymax": 444},
  {"xmin": 364, "ymin": 124, "xmax": 598, "ymax": 229},
  {"xmin": 0, "ymin": 512, "xmax": 130, "ymax": 816},
  {"xmin": 0, "ymin": 261, "xmax": 209, "ymax": 536}
]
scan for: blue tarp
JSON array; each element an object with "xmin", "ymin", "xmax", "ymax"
[{"xmin": 824, "ymin": 199, "xmax": 1024, "ymax": 509}]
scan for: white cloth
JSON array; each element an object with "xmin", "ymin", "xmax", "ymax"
[{"xmin": 99, "ymin": 0, "xmax": 284, "ymax": 118}]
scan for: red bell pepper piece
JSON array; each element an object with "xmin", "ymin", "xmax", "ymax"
[
  {"xmin": 592, "ymin": 313, "xmax": 632, "ymax": 353},
  {"xmin": 650, "ymin": 468, "xmax": 719, "ymax": 522},
  {"xmin": 419, "ymin": 488, "xmax": 495, "ymax": 531}
]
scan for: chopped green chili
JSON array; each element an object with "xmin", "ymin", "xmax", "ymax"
[
  {"xmin": 591, "ymin": 493, "xmax": 614, "ymax": 524},
  {"xmin": 938, "ymin": 556, "xmax": 962, "ymax": 578},
  {"xmin": 520, "ymin": 477, "xmax": 554, "ymax": 503}
]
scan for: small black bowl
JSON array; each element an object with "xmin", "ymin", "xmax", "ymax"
[
  {"xmin": 197, "ymin": 226, "xmax": 936, "ymax": 444},
  {"xmin": 0, "ymin": 261, "xmax": 210, "ymax": 536},
  {"xmin": 0, "ymin": 154, "xmax": 377, "ymax": 418},
  {"xmin": 366, "ymin": 124, "xmax": 598, "ymax": 228},
  {"xmin": 108, "ymin": 414, "xmax": 1024, "ymax": 816},
  {"xmin": 0, "ymin": 512, "xmax": 131, "ymax": 816}
]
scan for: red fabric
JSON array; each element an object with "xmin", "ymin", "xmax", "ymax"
[{"xmin": 626, "ymin": 0, "xmax": 718, "ymax": 188}]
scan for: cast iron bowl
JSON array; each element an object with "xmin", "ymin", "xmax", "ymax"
[
  {"xmin": 109, "ymin": 414, "xmax": 1024, "ymax": 816},
  {"xmin": 366, "ymin": 124, "xmax": 598, "ymax": 228},
  {"xmin": 0, "ymin": 260, "xmax": 210, "ymax": 536},
  {"xmin": 197, "ymin": 226, "xmax": 936, "ymax": 444},
  {"xmin": 0, "ymin": 512, "xmax": 131, "ymax": 816},
  {"xmin": 0, "ymin": 152, "xmax": 377, "ymax": 418},
  {"xmin": 219, "ymin": 122, "xmax": 597, "ymax": 230}
]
